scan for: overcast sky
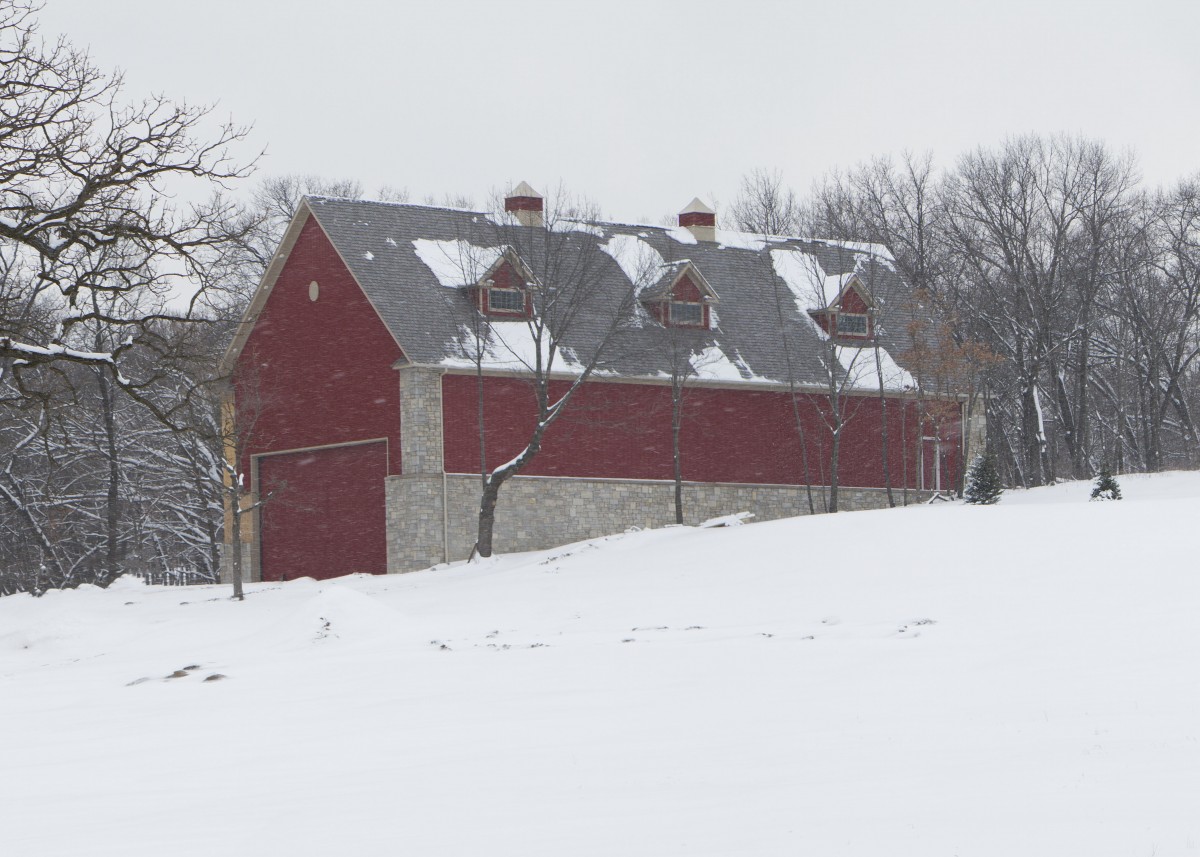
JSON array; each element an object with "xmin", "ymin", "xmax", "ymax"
[{"xmin": 40, "ymin": 0, "xmax": 1200, "ymax": 224}]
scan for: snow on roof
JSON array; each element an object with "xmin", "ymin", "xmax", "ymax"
[
  {"xmin": 412, "ymin": 239, "xmax": 506, "ymax": 288},
  {"xmin": 600, "ymin": 234, "xmax": 666, "ymax": 291},
  {"xmin": 691, "ymin": 343, "xmax": 755, "ymax": 382},
  {"xmin": 442, "ymin": 323, "xmax": 588, "ymax": 376},
  {"xmin": 815, "ymin": 238, "xmax": 896, "ymax": 265},
  {"xmin": 664, "ymin": 226, "xmax": 698, "ymax": 245},
  {"xmin": 835, "ymin": 344, "xmax": 916, "ymax": 392},
  {"xmin": 548, "ymin": 219, "xmax": 604, "ymax": 236},
  {"xmin": 770, "ymin": 247, "xmax": 850, "ymax": 310},
  {"xmin": 714, "ymin": 229, "xmax": 791, "ymax": 252}
]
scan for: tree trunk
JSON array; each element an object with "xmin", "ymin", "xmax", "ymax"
[
  {"xmin": 672, "ymin": 382, "xmax": 684, "ymax": 524},
  {"xmin": 827, "ymin": 360, "xmax": 843, "ymax": 513},
  {"xmin": 828, "ymin": 428, "xmax": 841, "ymax": 513},
  {"xmin": 476, "ymin": 475, "xmax": 504, "ymax": 558},
  {"xmin": 1020, "ymin": 377, "xmax": 1046, "ymax": 487},
  {"xmin": 900, "ymin": 396, "xmax": 909, "ymax": 506},
  {"xmin": 229, "ymin": 491, "xmax": 244, "ymax": 601},
  {"xmin": 477, "ymin": 360, "xmax": 487, "ymax": 489},
  {"xmin": 476, "ymin": 425, "xmax": 548, "ymax": 558},
  {"xmin": 787, "ymin": 389, "xmax": 817, "ymax": 516},
  {"xmin": 874, "ymin": 344, "xmax": 895, "ymax": 507},
  {"xmin": 97, "ymin": 368, "xmax": 122, "ymax": 586}
]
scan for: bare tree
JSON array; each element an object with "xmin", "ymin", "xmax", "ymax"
[
  {"xmin": 662, "ymin": 322, "xmax": 707, "ymax": 524},
  {"xmin": 0, "ymin": 2, "xmax": 260, "ymax": 592},
  {"xmin": 457, "ymin": 188, "xmax": 641, "ymax": 558},
  {"xmin": 731, "ymin": 169, "xmax": 802, "ymax": 237},
  {"xmin": 811, "ymin": 152, "xmax": 953, "ymax": 300},
  {"xmin": 771, "ymin": 240, "xmax": 886, "ymax": 511},
  {"xmin": 0, "ymin": 2, "xmax": 255, "ymax": 394}
]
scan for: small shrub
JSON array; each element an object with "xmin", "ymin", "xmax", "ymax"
[
  {"xmin": 1090, "ymin": 468, "xmax": 1122, "ymax": 501},
  {"xmin": 964, "ymin": 452, "xmax": 1003, "ymax": 505}
]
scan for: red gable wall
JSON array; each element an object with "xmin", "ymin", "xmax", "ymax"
[
  {"xmin": 840, "ymin": 288, "xmax": 869, "ymax": 314},
  {"xmin": 672, "ymin": 275, "xmax": 703, "ymax": 302},
  {"xmin": 236, "ymin": 216, "xmax": 404, "ymax": 480},
  {"xmin": 441, "ymin": 374, "xmax": 959, "ymax": 490}
]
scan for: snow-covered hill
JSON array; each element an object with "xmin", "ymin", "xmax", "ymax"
[{"xmin": 2, "ymin": 473, "xmax": 1198, "ymax": 856}]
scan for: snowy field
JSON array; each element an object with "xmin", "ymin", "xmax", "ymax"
[{"xmin": 2, "ymin": 473, "xmax": 1198, "ymax": 856}]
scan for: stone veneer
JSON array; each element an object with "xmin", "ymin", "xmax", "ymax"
[
  {"xmin": 387, "ymin": 471, "xmax": 914, "ymax": 573},
  {"xmin": 397, "ymin": 366, "xmax": 444, "ymax": 475}
]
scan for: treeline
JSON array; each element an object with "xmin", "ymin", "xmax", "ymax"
[{"xmin": 733, "ymin": 137, "xmax": 1200, "ymax": 486}]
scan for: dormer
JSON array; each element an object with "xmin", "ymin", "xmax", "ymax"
[
  {"xmin": 473, "ymin": 249, "xmax": 535, "ymax": 319},
  {"xmin": 643, "ymin": 261, "xmax": 719, "ymax": 329},
  {"xmin": 809, "ymin": 273, "xmax": 875, "ymax": 340}
]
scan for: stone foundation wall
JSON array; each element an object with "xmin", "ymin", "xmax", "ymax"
[{"xmin": 386, "ymin": 472, "xmax": 916, "ymax": 573}]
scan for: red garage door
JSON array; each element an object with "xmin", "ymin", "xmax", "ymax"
[{"xmin": 257, "ymin": 442, "xmax": 388, "ymax": 581}]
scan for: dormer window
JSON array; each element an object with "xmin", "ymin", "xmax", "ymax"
[
  {"xmin": 487, "ymin": 284, "xmax": 525, "ymax": 313},
  {"xmin": 473, "ymin": 249, "xmax": 535, "ymax": 319},
  {"xmin": 669, "ymin": 300, "xmax": 704, "ymax": 327},
  {"xmin": 641, "ymin": 260, "xmax": 719, "ymax": 330},
  {"xmin": 836, "ymin": 312, "xmax": 868, "ymax": 336}
]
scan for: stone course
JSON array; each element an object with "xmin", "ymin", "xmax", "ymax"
[{"xmin": 386, "ymin": 471, "xmax": 913, "ymax": 573}]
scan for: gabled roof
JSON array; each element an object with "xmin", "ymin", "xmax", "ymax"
[
  {"xmin": 227, "ymin": 196, "xmax": 935, "ymax": 392},
  {"xmin": 639, "ymin": 260, "xmax": 719, "ymax": 303},
  {"xmin": 809, "ymin": 272, "xmax": 874, "ymax": 313},
  {"xmin": 478, "ymin": 247, "xmax": 536, "ymax": 290}
]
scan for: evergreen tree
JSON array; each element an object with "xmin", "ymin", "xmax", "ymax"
[
  {"xmin": 964, "ymin": 452, "xmax": 1003, "ymax": 505},
  {"xmin": 1090, "ymin": 468, "xmax": 1122, "ymax": 501}
]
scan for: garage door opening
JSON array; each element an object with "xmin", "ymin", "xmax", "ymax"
[{"xmin": 257, "ymin": 441, "xmax": 388, "ymax": 581}]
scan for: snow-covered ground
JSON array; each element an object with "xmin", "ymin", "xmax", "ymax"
[{"xmin": 2, "ymin": 472, "xmax": 1198, "ymax": 856}]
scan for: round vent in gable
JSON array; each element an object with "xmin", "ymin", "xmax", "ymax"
[{"xmin": 308, "ymin": 280, "xmax": 319, "ymax": 302}]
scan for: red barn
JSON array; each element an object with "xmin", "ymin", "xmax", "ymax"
[{"xmin": 222, "ymin": 184, "xmax": 978, "ymax": 581}]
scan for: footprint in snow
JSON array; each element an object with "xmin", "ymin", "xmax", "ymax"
[{"xmin": 896, "ymin": 618, "xmax": 937, "ymax": 637}]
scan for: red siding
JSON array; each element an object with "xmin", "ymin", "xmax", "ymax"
[
  {"xmin": 441, "ymin": 374, "xmax": 960, "ymax": 490},
  {"xmin": 672, "ymin": 275, "xmax": 703, "ymax": 302},
  {"xmin": 679, "ymin": 211, "xmax": 716, "ymax": 228},
  {"xmin": 257, "ymin": 442, "xmax": 388, "ymax": 580},
  {"xmin": 840, "ymin": 288, "xmax": 869, "ymax": 314},
  {"xmin": 236, "ymin": 216, "xmax": 404, "ymax": 479},
  {"xmin": 504, "ymin": 195, "xmax": 542, "ymax": 213}
]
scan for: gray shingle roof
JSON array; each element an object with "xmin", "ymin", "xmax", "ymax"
[{"xmin": 304, "ymin": 196, "xmax": 931, "ymax": 391}]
